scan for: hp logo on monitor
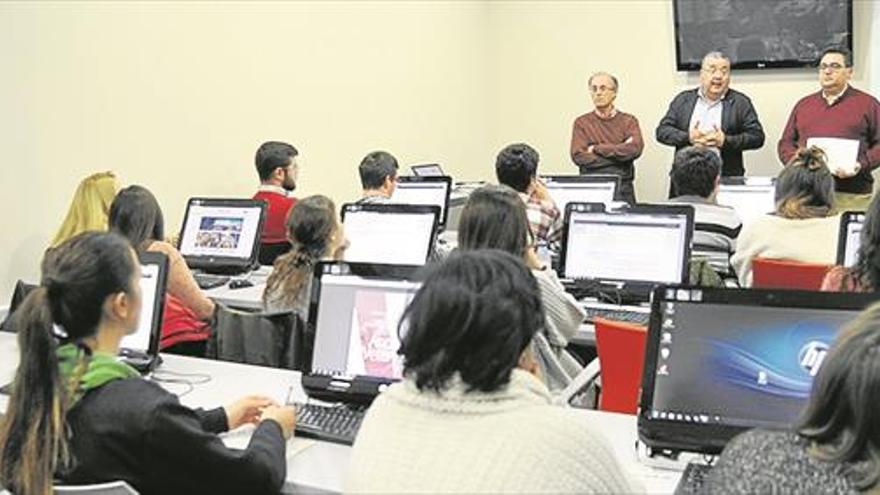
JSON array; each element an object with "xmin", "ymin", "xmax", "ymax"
[{"xmin": 799, "ymin": 341, "xmax": 829, "ymax": 377}]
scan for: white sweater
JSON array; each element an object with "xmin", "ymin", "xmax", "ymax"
[
  {"xmin": 346, "ymin": 370, "xmax": 637, "ymax": 494},
  {"xmin": 731, "ymin": 214, "xmax": 840, "ymax": 286}
]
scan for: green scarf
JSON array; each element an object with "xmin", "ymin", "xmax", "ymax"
[{"xmin": 57, "ymin": 343, "xmax": 140, "ymax": 403}]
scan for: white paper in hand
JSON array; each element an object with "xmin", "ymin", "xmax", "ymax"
[{"xmin": 806, "ymin": 137, "xmax": 860, "ymax": 175}]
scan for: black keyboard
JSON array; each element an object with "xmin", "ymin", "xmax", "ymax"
[
  {"xmin": 674, "ymin": 463, "xmax": 713, "ymax": 494},
  {"xmin": 582, "ymin": 306, "xmax": 650, "ymax": 326},
  {"xmin": 193, "ymin": 273, "xmax": 230, "ymax": 290},
  {"xmin": 293, "ymin": 403, "xmax": 366, "ymax": 445}
]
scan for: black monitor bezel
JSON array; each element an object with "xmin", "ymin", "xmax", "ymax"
[
  {"xmin": 836, "ymin": 211, "xmax": 864, "ymax": 266},
  {"xmin": 134, "ymin": 251, "xmax": 169, "ymax": 360},
  {"xmin": 392, "ymin": 175, "xmax": 453, "ymax": 227},
  {"xmin": 177, "ymin": 197, "xmax": 267, "ymax": 273},
  {"xmin": 340, "ymin": 202, "xmax": 441, "ymax": 264},
  {"xmin": 409, "ymin": 163, "xmax": 445, "ymax": 177}
]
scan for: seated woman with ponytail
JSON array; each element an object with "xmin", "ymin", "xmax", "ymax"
[
  {"xmin": 0, "ymin": 232, "xmax": 296, "ymax": 495},
  {"xmin": 263, "ymin": 195, "xmax": 347, "ymax": 315}
]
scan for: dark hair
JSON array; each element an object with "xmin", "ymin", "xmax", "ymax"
[
  {"xmin": 255, "ymin": 141, "xmax": 298, "ymax": 181},
  {"xmin": 398, "ymin": 250, "xmax": 544, "ymax": 393},
  {"xmin": 108, "ymin": 185, "xmax": 165, "ymax": 252},
  {"xmin": 776, "ymin": 146, "xmax": 834, "ymax": 219},
  {"xmin": 845, "ymin": 195, "xmax": 880, "ymax": 291},
  {"xmin": 495, "ymin": 143, "xmax": 539, "ymax": 193},
  {"xmin": 263, "ymin": 195, "xmax": 338, "ymax": 308},
  {"xmin": 797, "ymin": 301, "xmax": 880, "ymax": 490},
  {"xmin": 0, "ymin": 232, "xmax": 137, "ymax": 495},
  {"xmin": 358, "ymin": 151, "xmax": 399, "ymax": 190},
  {"xmin": 670, "ymin": 146, "xmax": 722, "ymax": 198},
  {"xmin": 458, "ymin": 185, "xmax": 532, "ymax": 257},
  {"xmin": 820, "ymin": 45, "xmax": 853, "ymax": 67}
]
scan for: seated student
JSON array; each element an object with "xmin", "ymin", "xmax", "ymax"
[
  {"xmin": 731, "ymin": 147, "xmax": 840, "ymax": 286},
  {"xmin": 252, "ymin": 141, "xmax": 299, "ymax": 265},
  {"xmin": 706, "ymin": 301, "xmax": 880, "ymax": 493},
  {"xmin": 495, "ymin": 143, "xmax": 563, "ymax": 245},
  {"xmin": 822, "ymin": 194, "xmax": 880, "ymax": 292},
  {"xmin": 0, "ymin": 232, "xmax": 295, "ymax": 495},
  {"xmin": 357, "ymin": 150, "xmax": 399, "ymax": 204},
  {"xmin": 347, "ymin": 250, "xmax": 635, "ymax": 493},
  {"xmin": 108, "ymin": 185, "xmax": 215, "ymax": 356},
  {"xmin": 457, "ymin": 185, "xmax": 585, "ymax": 391},
  {"xmin": 263, "ymin": 195, "xmax": 348, "ymax": 315},
  {"xmin": 50, "ymin": 171, "xmax": 118, "ymax": 248}
]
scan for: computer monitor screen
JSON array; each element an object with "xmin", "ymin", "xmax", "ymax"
[
  {"xmin": 390, "ymin": 177, "xmax": 452, "ymax": 226},
  {"xmin": 542, "ymin": 176, "xmax": 617, "ymax": 214},
  {"xmin": 562, "ymin": 205, "xmax": 690, "ymax": 284},
  {"xmin": 178, "ymin": 198, "xmax": 265, "ymax": 270},
  {"xmin": 341, "ymin": 204, "xmax": 439, "ymax": 265},
  {"xmin": 120, "ymin": 260, "xmax": 163, "ymax": 354},
  {"xmin": 716, "ymin": 184, "xmax": 775, "ymax": 224},
  {"xmin": 839, "ymin": 213, "xmax": 864, "ymax": 267},
  {"xmin": 311, "ymin": 272, "xmax": 421, "ymax": 380},
  {"xmin": 410, "ymin": 164, "xmax": 444, "ymax": 177}
]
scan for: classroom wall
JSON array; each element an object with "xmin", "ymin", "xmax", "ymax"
[{"xmin": 0, "ymin": 1, "xmax": 876, "ymax": 300}]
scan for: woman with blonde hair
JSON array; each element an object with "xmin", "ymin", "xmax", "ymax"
[{"xmin": 50, "ymin": 171, "xmax": 118, "ymax": 248}]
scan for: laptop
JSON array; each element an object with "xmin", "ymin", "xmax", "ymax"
[
  {"xmin": 390, "ymin": 175, "xmax": 453, "ymax": 228},
  {"xmin": 340, "ymin": 203, "xmax": 440, "ymax": 265},
  {"xmin": 716, "ymin": 177, "xmax": 776, "ymax": 224},
  {"xmin": 118, "ymin": 251, "xmax": 169, "ymax": 373},
  {"xmin": 295, "ymin": 261, "xmax": 423, "ymax": 444},
  {"xmin": 410, "ymin": 163, "xmax": 445, "ymax": 177},
  {"xmin": 177, "ymin": 198, "xmax": 266, "ymax": 274},
  {"xmin": 541, "ymin": 175, "xmax": 620, "ymax": 214},
  {"xmin": 559, "ymin": 202, "xmax": 694, "ymax": 304},
  {"xmin": 639, "ymin": 286, "xmax": 875, "ymax": 458},
  {"xmin": 836, "ymin": 211, "xmax": 864, "ymax": 267}
]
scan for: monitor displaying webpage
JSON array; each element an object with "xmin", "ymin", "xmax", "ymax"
[
  {"xmin": 546, "ymin": 182, "xmax": 616, "ymax": 214},
  {"xmin": 343, "ymin": 211, "xmax": 435, "ymax": 265},
  {"xmin": 716, "ymin": 185, "xmax": 775, "ymax": 224},
  {"xmin": 179, "ymin": 204, "xmax": 262, "ymax": 259},
  {"xmin": 390, "ymin": 182, "xmax": 449, "ymax": 220},
  {"xmin": 648, "ymin": 299, "xmax": 858, "ymax": 429},
  {"xmin": 412, "ymin": 165, "xmax": 444, "ymax": 177},
  {"xmin": 120, "ymin": 262, "xmax": 161, "ymax": 353},
  {"xmin": 312, "ymin": 275, "xmax": 421, "ymax": 380},
  {"xmin": 564, "ymin": 211, "xmax": 687, "ymax": 282},
  {"xmin": 842, "ymin": 220, "xmax": 863, "ymax": 267}
]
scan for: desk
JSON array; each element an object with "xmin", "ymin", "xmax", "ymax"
[
  {"xmin": 204, "ymin": 266, "xmax": 271, "ymax": 311},
  {"xmin": 0, "ymin": 332, "xmax": 682, "ymax": 493}
]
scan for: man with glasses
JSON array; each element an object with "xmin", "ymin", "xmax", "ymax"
[
  {"xmin": 778, "ymin": 46, "xmax": 880, "ymax": 211},
  {"xmin": 253, "ymin": 140, "xmax": 300, "ymax": 264},
  {"xmin": 570, "ymin": 71, "xmax": 644, "ymax": 204},
  {"xmin": 656, "ymin": 51, "xmax": 765, "ymax": 197}
]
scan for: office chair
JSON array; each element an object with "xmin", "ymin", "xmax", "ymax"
[
  {"xmin": 593, "ymin": 317, "xmax": 648, "ymax": 414},
  {"xmin": 208, "ymin": 305, "xmax": 309, "ymax": 370},
  {"xmin": 752, "ymin": 257, "xmax": 833, "ymax": 290}
]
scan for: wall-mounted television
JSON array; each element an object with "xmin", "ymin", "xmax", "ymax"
[{"xmin": 673, "ymin": 0, "xmax": 852, "ymax": 71}]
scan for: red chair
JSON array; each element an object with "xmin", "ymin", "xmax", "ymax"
[
  {"xmin": 752, "ymin": 257, "xmax": 833, "ymax": 290},
  {"xmin": 594, "ymin": 318, "xmax": 648, "ymax": 414}
]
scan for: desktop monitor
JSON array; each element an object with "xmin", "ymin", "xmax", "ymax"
[
  {"xmin": 716, "ymin": 178, "xmax": 776, "ymax": 224},
  {"xmin": 302, "ymin": 262, "xmax": 423, "ymax": 404},
  {"xmin": 638, "ymin": 286, "xmax": 875, "ymax": 455},
  {"xmin": 119, "ymin": 251, "xmax": 169, "ymax": 372},
  {"xmin": 837, "ymin": 211, "xmax": 864, "ymax": 267},
  {"xmin": 178, "ymin": 198, "xmax": 266, "ymax": 273},
  {"xmin": 410, "ymin": 163, "xmax": 445, "ymax": 177},
  {"xmin": 541, "ymin": 175, "xmax": 619, "ymax": 214},
  {"xmin": 340, "ymin": 203, "xmax": 440, "ymax": 266},
  {"xmin": 559, "ymin": 203, "xmax": 694, "ymax": 293},
  {"xmin": 390, "ymin": 176, "xmax": 452, "ymax": 228}
]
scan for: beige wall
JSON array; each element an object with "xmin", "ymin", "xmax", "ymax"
[{"xmin": 0, "ymin": 0, "xmax": 875, "ymax": 300}]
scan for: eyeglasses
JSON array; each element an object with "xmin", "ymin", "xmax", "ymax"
[
  {"xmin": 589, "ymin": 85, "xmax": 616, "ymax": 94},
  {"xmin": 701, "ymin": 66, "xmax": 730, "ymax": 76},
  {"xmin": 819, "ymin": 62, "xmax": 846, "ymax": 72}
]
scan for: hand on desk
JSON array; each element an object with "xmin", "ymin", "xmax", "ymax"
[
  {"xmin": 262, "ymin": 404, "xmax": 298, "ymax": 440},
  {"xmin": 225, "ymin": 395, "xmax": 277, "ymax": 430}
]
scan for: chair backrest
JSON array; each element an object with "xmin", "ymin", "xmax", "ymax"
[
  {"xmin": 54, "ymin": 481, "xmax": 139, "ymax": 494},
  {"xmin": 752, "ymin": 257, "xmax": 833, "ymax": 290},
  {"xmin": 207, "ymin": 305, "xmax": 307, "ymax": 370},
  {"xmin": 594, "ymin": 317, "xmax": 648, "ymax": 414},
  {"xmin": 0, "ymin": 280, "xmax": 38, "ymax": 332}
]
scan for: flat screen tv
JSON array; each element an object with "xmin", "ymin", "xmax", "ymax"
[{"xmin": 673, "ymin": 0, "xmax": 852, "ymax": 71}]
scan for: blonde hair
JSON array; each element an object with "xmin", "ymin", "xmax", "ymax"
[{"xmin": 50, "ymin": 172, "xmax": 118, "ymax": 248}]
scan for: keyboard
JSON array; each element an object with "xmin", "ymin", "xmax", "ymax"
[
  {"xmin": 582, "ymin": 305, "xmax": 650, "ymax": 326},
  {"xmin": 674, "ymin": 462, "xmax": 713, "ymax": 494},
  {"xmin": 293, "ymin": 403, "xmax": 366, "ymax": 445},
  {"xmin": 193, "ymin": 273, "xmax": 230, "ymax": 290}
]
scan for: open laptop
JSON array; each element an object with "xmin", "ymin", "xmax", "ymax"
[
  {"xmin": 295, "ymin": 261, "xmax": 423, "ymax": 444},
  {"xmin": 541, "ymin": 175, "xmax": 620, "ymax": 214},
  {"xmin": 341, "ymin": 203, "xmax": 440, "ymax": 266},
  {"xmin": 390, "ymin": 175, "xmax": 453, "ymax": 228},
  {"xmin": 178, "ymin": 198, "xmax": 266, "ymax": 275},
  {"xmin": 716, "ymin": 177, "xmax": 775, "ymax": 224},
  {"xmin": 410, "ymin": 163, "xmax": 445, "ymax": 177},
  {"xmin": 836, "ymin": 211, "xmax": 864, "ymax": 267},
  {"xmin": 118, "ymin": 251, "xmax": 169, "ymax": 373}
]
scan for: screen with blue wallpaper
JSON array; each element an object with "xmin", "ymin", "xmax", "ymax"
[{"xmin": 649, "ymin": 302, "xmax": 859, "ymax": 429}]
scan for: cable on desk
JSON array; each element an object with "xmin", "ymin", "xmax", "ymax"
[{"xmin": 148, "ymin": 369, "xmax": 213, "ymax": 398}]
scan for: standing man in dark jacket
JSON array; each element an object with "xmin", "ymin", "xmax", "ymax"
[{"xmin": 656, "ymin": 51, "xmax": 765, "ymax": 197}]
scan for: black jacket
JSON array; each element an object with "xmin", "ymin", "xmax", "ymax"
[
  {"xmin": 655, "ymin": 88, "xmax": 765, "ymax": 177},
  {"xmin": 60, "ymin": 378, "xmax": 286, "ymax": 495}
]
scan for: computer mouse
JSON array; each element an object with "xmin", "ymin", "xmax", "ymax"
[{"xmin": 229, "ymin": 279, "xmax": 254, "ymax": 289}]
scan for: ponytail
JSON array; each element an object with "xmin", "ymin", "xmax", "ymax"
[
  {"xmin": 776, "ymin": 146, "xmax": 835, "ymax": 219},
  {"xmin": 263, "ymin": 247, "xmax": 320, "ymax": 308}
]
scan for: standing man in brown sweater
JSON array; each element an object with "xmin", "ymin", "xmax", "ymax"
[{"xmin": 570, "ymin": 72, "xmax": 644, "ymax": 205}]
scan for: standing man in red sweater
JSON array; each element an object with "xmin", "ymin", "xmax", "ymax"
[
  {"xmin": 778, "ymin": 46, "xmax": 880, "ymax": 212},
  {"xmin": 252, "ymin": 141, "xmax": 299, "ymax": 265},
  {"xmin": 570, "ymin": 72, "xmax": 644, "ymax": 205}
]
